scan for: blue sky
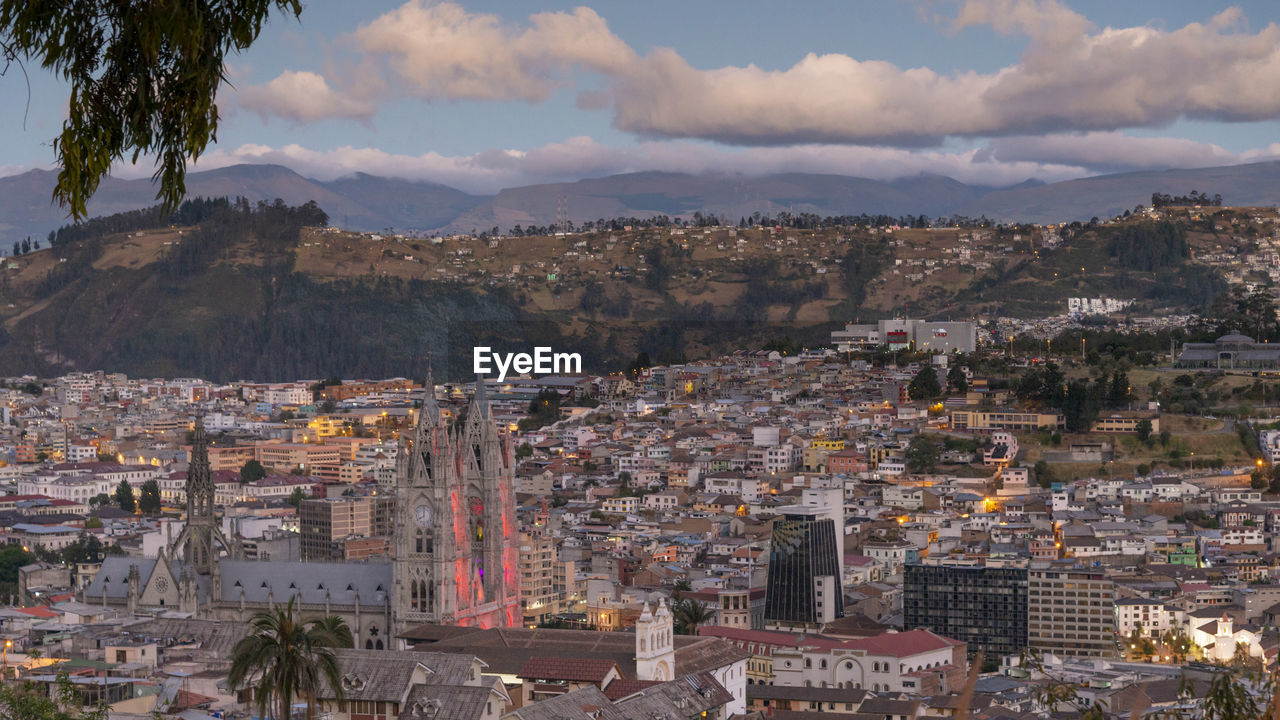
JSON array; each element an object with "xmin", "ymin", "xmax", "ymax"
[{"xmin": 3, "ymin": 0, "xmax": 1280, "ymax": 192}]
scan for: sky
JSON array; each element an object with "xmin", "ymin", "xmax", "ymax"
[{"xmin": 4, "ymin": 0, "xmax": 1280, "ymax": 193}]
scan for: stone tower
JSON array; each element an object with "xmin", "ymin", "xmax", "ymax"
[
  {"xmin": 171, "ymin": 417, "xmax": 233, "ymax": 574},
  {"xmin": 392, "ymin": 379, "xmax": 519, "ymax": 634},
  {"xmin": 635, "ymin": 599, "xmax": 675, "ymax": 681}
]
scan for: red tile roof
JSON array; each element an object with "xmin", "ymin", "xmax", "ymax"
[
  {"xmin": 839, "ymin": 629, "xmax": 962, "ymax": 657},
  {"xmin": 15, "ymin": 606, "xmax": 59, "ymax": 618},
  {"xmin": 698, "ymin": 626, "xmax": 846, "ymax": 651},
  {"xmin": 518, "ymin": 656, "xmax": 620, "ymax": 683},
  {"xmin": 602, "ymin": 678, "xmax": 663, "ymax": 700}
]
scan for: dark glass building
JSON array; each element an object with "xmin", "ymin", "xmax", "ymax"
[
  {"xmin": 903, "ymin": 562, "xmax": 1029, "ymax": 658},
  {"xmin": 763, "ymin": 508, "xmax": 844, "ymax": 631}
]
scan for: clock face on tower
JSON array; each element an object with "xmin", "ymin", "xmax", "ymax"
[{"xmin": 414, "ymin": 503, "xmax": 434, "ymax": 527}]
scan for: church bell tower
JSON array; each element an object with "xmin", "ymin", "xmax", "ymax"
[{"xmin": 392, "ymin": 379, "xmax": 519, "ymax": 634}]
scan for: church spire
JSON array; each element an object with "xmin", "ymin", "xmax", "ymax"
[
  {"xmin": 171, "ymin": 415, "xmax": 232, "ymax": 576},
  {"xmin": 468, "ymin": 376, "xmax": 491, "ymax": 421},
  {"xmin": 421, "ymin": 371, "xmax": 440, "ymax": 426}
]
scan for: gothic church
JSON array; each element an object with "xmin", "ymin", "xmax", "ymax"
[{"xmin": 83, "ymin": 381, "xmax": 519, "ymax": 644}]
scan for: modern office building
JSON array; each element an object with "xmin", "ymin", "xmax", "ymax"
[
  {"xmin": 1027, "ymin": 563, "xmax": 1117, "ymax": 657},
  {"xmin": 763, "ymin": 507, "xmax": 843, "ymax": 631},
  {"xmin": 903, "ymin": 561, "xmax": 1029, "ymax": 658}
]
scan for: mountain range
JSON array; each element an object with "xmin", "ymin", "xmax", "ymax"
[{"xmin": 3, "ymin": 160, "xmax": 1280, "ymax": 242}]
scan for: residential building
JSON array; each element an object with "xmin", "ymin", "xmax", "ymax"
[{"xmin": 1027, "ymin": 563, "xmax": 1117, "ymax": 657}]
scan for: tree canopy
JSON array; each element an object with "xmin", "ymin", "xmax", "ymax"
[
  {"xmin": 0, "ymin": 0, "xmax": 304, "ymax": 218},
  {"xmin": 240, "ymin": 459, "xmax": 268, "ymax": 483},
  {"xmin": 908, "ymin": 365, "xmax": 941, "ymax": 401},
  {"xmin": 138, "ymin": 479, "xmax": 162, "ymax": 515},
  {"xmin": 113, "ymin": 480, "xmax": 135, "ymax": 513},
  {"xmin": 227, "ymin": 597, "xmax": 351, "ymax": 720},
  {"xmin": 905, "ymin": 435, "xmax": 940, "ymax": 474}
]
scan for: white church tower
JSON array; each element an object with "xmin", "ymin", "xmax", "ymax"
[
  {"xmin": 636, "ymin": 599, "xmax": 675, "ymax": 681},
  {"xmin": 1213, "ymin": 614, "xmax": 1235, "ymax": 662}
]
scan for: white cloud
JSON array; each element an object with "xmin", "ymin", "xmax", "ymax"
[
  {"xmin": 351, "ymin": 1, "xmax": 633, "ymax": 102},
  {"xmin": 607, "ymin": 4, "xmax": 1280, "ymax": 144},
  {"xmin": 237, "ymin": 1, "xmax": 1280, "ymax": 149},
  {"xmin": 238, "ymin": 70, "xmax": 376, "ymax": 123},
  {"xmin": 949, "ymin": 0, "xmax": 1091, "ymax": 44}
]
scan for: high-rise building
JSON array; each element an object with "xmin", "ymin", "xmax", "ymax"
[
  {"xmin": 299, "ymin": 495, "xmax": 395, "ymax": 562},
  {"xmin": 764, "ymin": 507, "xmax": 843, "ymax": 631},
  {"xmin": 519, "ymin": 525, "xmax": 558, "ymax": 626},
  {"xmin": 903, "ymin": 561, "xmax": 1029, "ymax": 658},
  {"xmin": 1028, "ymin": 563, "xmax": 1117, "ymax": 657},
  {"xmin": 391, "ymin": 381, "xmax": 520, "ymax": 632}
]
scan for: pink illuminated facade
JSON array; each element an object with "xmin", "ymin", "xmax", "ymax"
[{"xmin": 392, "ymin": 381, "xmax": 520, "ymax": 633}]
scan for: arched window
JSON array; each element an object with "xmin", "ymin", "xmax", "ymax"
[
  {"xmin": 641, "ymin": 637, "xmax": 647, "ymax": 652},
  {"xmin": 411, "ymin": 582, "xmax": 418, "ymax": 610}
]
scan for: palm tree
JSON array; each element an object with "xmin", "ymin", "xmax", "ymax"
[
  {"xmin": 228, "ymin": 597, "xmax": 352, "ymax": 720},
  {"xmin": 673, "ymin": 598, "xmax": 714, "ymax": 635}
]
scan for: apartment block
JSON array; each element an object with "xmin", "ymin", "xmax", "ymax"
[
  {"xmin": 1027, "ymin": 563, "xmax": 1117, "ymax": 657},
  {"xmin": 298, "ymin": 495, "xmax": 395, "ymax": 561}
]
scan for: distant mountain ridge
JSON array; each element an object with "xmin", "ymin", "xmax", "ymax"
[{"xmin": 3, "ymin": 160, "xmax": 1279, "ymax": 242}]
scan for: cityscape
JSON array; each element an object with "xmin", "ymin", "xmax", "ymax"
[{"xmin": 1, "ymin": 2, "xmax": 1280, "ymax": 720}]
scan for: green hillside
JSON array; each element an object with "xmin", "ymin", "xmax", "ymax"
[{"xmin": 0, "ymin": 201, "xmax": 1257, "ymax": 380}]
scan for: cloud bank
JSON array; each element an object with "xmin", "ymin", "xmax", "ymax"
[
  {"xmin": 176, "ymin": 133, "xmax": 1280, "ymax": 195},
  {"xmin": 238, "ymin": 0, "xmax": 1280, "ymax": 154}
]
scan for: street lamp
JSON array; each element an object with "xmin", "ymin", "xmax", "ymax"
[{"xmin": 2, "ymin": 639, "xmax": 10, "ymax": 680}]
